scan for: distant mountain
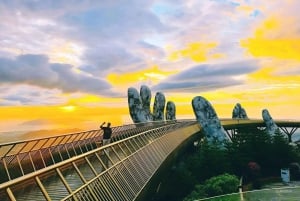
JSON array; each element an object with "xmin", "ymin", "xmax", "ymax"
[
  {"xmin": 0, "ymin": 130, "xmax": 28, "ymax": 144},
  {"xmin": 0, "ymin": 128, "xmax": 84, "ymax": 144}
]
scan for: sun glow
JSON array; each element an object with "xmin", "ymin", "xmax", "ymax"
[
  {"xmin": 60, "ymin": 105, "xmax": 76, "ymax": 112},
  {"xmin": 49, "ymin": 41, "xmax": 85, "ymax": 66}
]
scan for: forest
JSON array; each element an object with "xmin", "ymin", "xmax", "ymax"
[{"xmin": 153, "ymin": 127, "xmax": 300, "ymax": 201}]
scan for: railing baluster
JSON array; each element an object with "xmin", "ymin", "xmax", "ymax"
[
  {"xmin": 110, "ymin": 146, "xmax": 136, "ymax": 197},
  {"xmin": 85, "ymin": 184, "xmax": 99, "ymax": 201},
  {"xmin": 0, "ymin": 121, "xmax": 202, "ymax": 201},
  {"xmin": 82, "ymin": 133, "xmax": 91, "ymax": 152},
  {"xmin": 63, "ymin": 135, "xmax": 73, "ymax": 158},
  {"xmin": 14, "ymin": 142, "xmax": 29, "ymax": 164},
  {"xmin": 2, "ymin": 158, "xmax": 11, "ymax": 181},
  {"xmin": 72, "ymin": 161, "xmax": 87, "ymax": 183},
  {"xmin": 54, "ymin": 136, "xmax": 65, "ymax": 161},
  {"xmin": 95, "ymin": 176, "xmax": 115, "ymax": 201},
  {"xmin": 84, "ymin": 157, "xmax": 97, "ymax": 176},
  {"xmin": 1, "ymin": 144, "xmax": 16, "ymax": 159},
  {"xmin": 76, "ymin": 132, "xmax": 88, "ymax": 154},
  {"xmin": 85, "ymin": 131, "xmax": 97, "ymax": 150},
  {"xmin": 56, "ymin": 168, "xmax": 74, "ymax": 195},
  {"xmin": 38, "ymin": 139, "xmax": 50, "ymax": 168},
  {"xmin": 70, "ymin": 134, "xmax": 81, "ymax": 156},
  {"xmin": 35, "ymin": 176, "xmax": 52, "ymax": 201},
  {"xmin": 16, "ymin": 154, "xmax": 25, "ymax": 176},
  {"xmin": 115, "ymin": 144, "xmax": 142, "ymax": 190},
  {"xmin": 46, "ymin": 138, "xmax": 58, "ymax": 164},
  {"xmin": 28, "ymin": 150, "xmax": 37, "ymax": 172},
  {"xmin": 6, "ymin": 187, "xmax": 17, "ymax": 201}
]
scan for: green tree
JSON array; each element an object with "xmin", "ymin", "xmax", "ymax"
[
  {"xmin": 266, "ymin": 128, "xmax": 299, "ymax": 175},
  {"xmin": 186, "ymin": 140, "xmax": 232, "ymax": 181},
  {"xmin": 226, "ymin": 127, "xmax": 300, "ymax": 178},
  {"xmin": 156, "ymin": 127, "xmax": 300, "ymax": 200},
  {"xmin": 155, "ymin": 161, "xmax": 197, "ymax": 201},
  {"xmin": 226, "ymin": 127, "xmax": 271, "ymax": 176},
  {"xmin": 184, "ymin": 173, "xmax": 239, "ymax": 200}
]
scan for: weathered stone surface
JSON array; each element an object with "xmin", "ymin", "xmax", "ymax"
[
  {"xmin": 140, "ymin": 85, "xmax": 153, "ymax": 121},
  {"xmin": 153, "ymin": 92, "xmax": 166, "ymax": 121},
  {"xmin": 128, "ymin": 87, "xmax": 149, "ymax": 123},
  {"xmin": 192, "ymin": 96, "xmax": 229, "ymax": 145},
  {"xmin": 232, "ymin": 103, "xmax": 248, "ymax": 119},
  {"xmin": 165, "ymin": 101, "xmax": 176, "ymax": 120},
  {"xmin": 128, "ymin": 85, "xmax": 175, "ymax": 123},
  {"xmin": 262, "ymin": 109, "xmax": 278, "ymax": 135}
]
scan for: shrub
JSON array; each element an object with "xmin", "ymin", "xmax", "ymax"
[{"xmin": 184, "ymin": 173, "xmax": 239, "ymax": 200}]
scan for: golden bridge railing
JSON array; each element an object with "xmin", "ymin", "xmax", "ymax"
[
  {"xmin": 0, "ymin": 121, "xmax": 177, "ymax": 183},
  {"xmin": 0, "ymin": 120, "xmax": 199, "ymax": 201}
]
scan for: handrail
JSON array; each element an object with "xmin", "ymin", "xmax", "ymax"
[
  {"xmin": 0, "ymin": 120, "xmax": 199, "ymax": 201},
  {"xmin": 198, "ymin": 185, "xmax": 300, "ymax": 200},
  {"xmin": 0, "ymin": 120, "xmax": 178, "ymax": 183},
  {"xmin": 0, "ymin": 118, "xmax": 300, "ymax": 200},
  {"xmin": 0, "ymin": 120, "xmax": 183, "ymax": 146},
  {"xmin": 1, "ymin": 118, "xmax": 299, "ymax": 183}
]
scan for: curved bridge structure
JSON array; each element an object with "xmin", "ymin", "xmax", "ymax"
[{"xmin": 0, "ymin": 119, "xmax": 300, "ymax": 201}]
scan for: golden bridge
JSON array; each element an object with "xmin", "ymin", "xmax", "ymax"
[{"xmin": 0, "ymin": 119, "xmax": 300, "ymax": 201}]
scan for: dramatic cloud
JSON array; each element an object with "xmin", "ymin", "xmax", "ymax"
[
  {"xmin": 0, "ymin": 54, "xmax": 116, "ymax": 97},
  {"xmin": 0, "ymin": 0, "xmax": 300, "ymax": 128},
  {"xmin": 0, "ymin": 84, "xmax": 66, "ymax": 106},
  {"xmin": 152, "ymin": 60, "xmax": 259, "ymax": 92},
  {"xmin": 80, "ymin": 45, "xmax": 142, "ymax": 74},
  {"xmin": 61, "ymin": 1, "xmax": 167, "ymax": 42}
]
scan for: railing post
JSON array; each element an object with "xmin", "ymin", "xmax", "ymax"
[
  {"xmin": 35, "ymin": 176, "xmax": 52, "ymax": 201},
  {"xmin": 6, "ymin": 187, "xmax": 17, "ymax": 201}
]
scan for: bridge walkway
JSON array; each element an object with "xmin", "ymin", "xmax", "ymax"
[
  {"xmin": 221, "ymin": 119, "xmax": 300, "ymax": 141},
  {"xmin": 1, "ymin": 119, "xmax": 300, "ymax": 200},
  {"xmin": 0, "ymin": 120, "xmax": 199, "ymax": 201},
  {"xmin": 0, "ymin": 121, "xmax": 174, "ymax": 183}
]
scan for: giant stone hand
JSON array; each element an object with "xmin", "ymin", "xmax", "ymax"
[
  {"xmin": 192, "ymin": 96, "xmax": 229, "ymax": 146},
  {"xmin": 232, "ymin": 103, "xmax": 248, "ymax": 119},
  {"xmin": 153, "ymin": 92, "xmax": 166, "ymax": 121},
  {"xmin": 165, "ymin": 101, "xmax": 176, "ymax": 120},
  {"xmin": 140, "ymin": 85, "xmax": 153, "ymax": 120},
  {"xmin": 128, "ymin": 85, "xmax": 176, "ymax": 123},
  {"xmin": 262, "ymin": 109, "xmax": 278, "ymax": 135},
  {"xmin": 128, "ymin": 87, "xmax": 149, "ymax": 123}
]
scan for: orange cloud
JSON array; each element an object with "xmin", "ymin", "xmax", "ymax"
[
  {"xmin": 107, "ymin": 65, "xmax": 178, "ymax": 86},
  {"xmin": 241, "ymin": 17, "xmax": 300, "ymax": 60},
  {"xmin": 0, "ymin": 105, "xmax": 129, "ymax": 133},
  {"xmin": 241, "ymin": 38, "xmax": 300, "ymax": 60},
  {"xmin": 168, "ymin": 42, "xmax": 225, "ymax": 62},
  {"xmin": 64, "ymin": 94, "xmax": 108, "ymax": 105},
  {"xmin": 247, "ymin": 64, "xmax": 300, "ymax": 84}
]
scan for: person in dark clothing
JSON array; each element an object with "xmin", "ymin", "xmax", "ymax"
[
  {"xmin": 100, "ymin": 122, "xmax": 112, "ymax": 167},
  {"xmin": 100, "ymin": 122, "xmax": 112, "ymax": 145}
]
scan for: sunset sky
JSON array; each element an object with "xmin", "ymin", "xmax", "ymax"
[{"xmin": 0, "ymin": 0, "xmax": 300, "ymax": 134}]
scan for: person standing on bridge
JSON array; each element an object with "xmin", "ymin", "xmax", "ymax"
[
  {"xmin": 100, "ymin": 122, "xmax": 112, "ymax": 146},
  {"xmin": 100, "ymin": 122, "xmax": 112, "ymax": 167}
]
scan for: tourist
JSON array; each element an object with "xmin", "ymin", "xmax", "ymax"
[{"xmin": 100, "ymin": 122, "xmax": 112, "ymax": 146}]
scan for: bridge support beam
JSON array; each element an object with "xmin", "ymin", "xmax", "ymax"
[
  {"xmin": 279, "ymin": 127, "xmax": 298, "ymax": 143},
  {"xmin": 225, "ymin": 129, "xmax": 236, "ymax": 141},
  {"xmin": 224, "ymin": 126, "xmax": 266, "ymax": 140}
]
